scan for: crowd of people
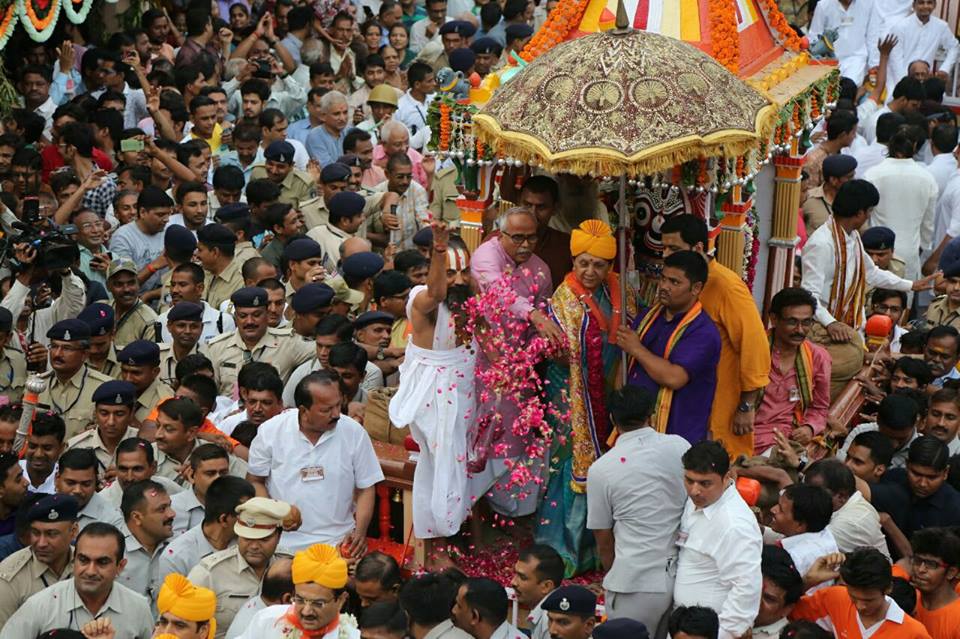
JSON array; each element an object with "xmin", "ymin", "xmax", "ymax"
[{"xmin": 0, "ymin": 0, "xmax": 959, "ymax": 638}]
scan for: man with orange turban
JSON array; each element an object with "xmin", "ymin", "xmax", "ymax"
[
  {"xmin": 236, "ymin": 544, "xmax": 359, "ymax": 639},
  {"xmin": 154, "ymin": 573, "xmax": 218, "ymax": 639}
]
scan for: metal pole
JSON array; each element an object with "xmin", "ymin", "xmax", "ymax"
[{"xmin": 618, "ymin": 173, "xmax": 628, "ymax": 387}]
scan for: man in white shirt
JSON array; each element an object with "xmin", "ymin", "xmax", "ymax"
[
  {"xmin": 808, "ymin": 0, "xmax": 883, "ymax": 84},
  {"xmin": 865, "ymin": 130, "xmax": 938, "ymax": 281},
  {"xmin": 396, "ymin": 63, "xmax": 436, "ymax": 151},
  {"xmin": 158, "ymin": 266, "xmax": 236, "ymax": 344},
  {"xmin": 861, "ymin": 77, "xmax": 922, "ymax": 144},
  {"xmin": 801, "ymin": 179, "xmax": 936, "ymax": 392},
  {"xmin": 885, "ymin": 0, "xmax": 958, "ymax": 95},
  {"xmin": 246, "ymin": 370, "xmax": 383, "ymax": 551},
  {"xmin": 926, "ymin": 123, "xmax": 957, "ymax": 196},
  {"xmin": 803, "ymin": 459, "xmax": 891, "ymax": 558},
  {"xmin": 768, "ymin": 484, "xmax": 839, "ymax": 580},
  {"xmin": 673, "ymin": 441, "xmax": 762, "ymax": 639},
  {"xmin": 409, "ymin": 0, "xmax": 451, "ymax": 53},
  {"xmin": 452, "ymin": 578, "xmax": 525, "ymax": 639},
  {"xmin": 508, "ymin": 545, "xmax": 563, "ymax": 639},
  {"xmin": 837, "ymin": 394, "xmax": 921, "ymax": 468},
  {"xmin": 587, "ymin": 386, "xmax": 689, "ymax": 636}
]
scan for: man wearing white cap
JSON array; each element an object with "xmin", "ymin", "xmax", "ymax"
[{"xmin": 189, "ymin": 497, "xmax": 299, "ymax": 639}]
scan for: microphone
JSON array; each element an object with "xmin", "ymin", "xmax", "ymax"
[{"xmin": 864, "ymin": 314, "xmax": 893, "ymax": 352}]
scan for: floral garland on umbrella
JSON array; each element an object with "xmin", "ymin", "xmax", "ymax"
[
  {"xmin": 18, "ymin": 0, "xmax": 60, "ymax": 41},
  {"xmin": 517, "ymin": 0, "xmax": 590, "ymax": 63},
  {"xmin": 0, "ymin": 3, "xmax": 16, "ymax": 51},
  {"xmin": 61, "ymin": 0, "xmax": 91, "ymax": 24}
]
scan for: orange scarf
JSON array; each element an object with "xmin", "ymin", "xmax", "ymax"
[
  {"xmin": 827, "ymin": 217, "xmax": 866, "ymax": 328},
  {"xmin": 281, "ymin": 609, "xmax": 340, "ymax": 639},
  {"xmin": 563, "ymin": 271, "xmax": 622, "ymax": 343},
  {"xmin": 630, "ymin": 302, "xmax": 704, "ymax": 433}
]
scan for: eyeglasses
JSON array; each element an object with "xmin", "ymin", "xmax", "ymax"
[
  {"xmin": 293, "ymin": 595, "xmax": 334, "ymax": 609},
  {"xmin": 873, "ymin": 305, "xmax": 903, "ymax": 314},
  {"xmin": 911, "ymin": 556, "xmax": 948, "ymax": 571},
  {"xmin": 503, "ymin": 233, "xmax": 538, "ymax": 246},
  {"xmin": 779, "ymin": 318, "xmax": 815, "ymax": 328}
]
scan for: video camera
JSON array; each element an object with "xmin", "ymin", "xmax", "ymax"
[{"xmin": 0, "ymin": 196, "xmax": 80, "ymax": 273}]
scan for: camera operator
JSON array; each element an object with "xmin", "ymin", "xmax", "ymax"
[
  {"xmin": 0, "ymin": 243, "xmax": 85, "ymax": 349},
  {"xmin": 224, "ymin": 45, "xmax": 305, "ymax": 124}
]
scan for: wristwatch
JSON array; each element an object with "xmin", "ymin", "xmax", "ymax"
[{"xmin": 736, "ymin": 401, "xmax": 753, "ymax": 413}]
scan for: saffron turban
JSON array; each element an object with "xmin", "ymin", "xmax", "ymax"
[
  {"xmin": 157, "ymin": 574, "xmax": 217, "ymax": 639},
  {"xmin": 292, "ymin": 543, "xmax": 349, "ymax": 588},
  {"xmin": 570, "ymin": 220, "xmax": 616, "ymax": 260}
]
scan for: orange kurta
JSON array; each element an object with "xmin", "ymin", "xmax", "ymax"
[
  {"xmin": 916, "ymin": 598, "xmax": 960, "ymax": 639},
  {"xmin": 699, "ymin": 259, "xmax": 771, "ymax": 458},
  {"xmin": 791, "ymin": 585, "xmax": 932, "ymax": 639}
]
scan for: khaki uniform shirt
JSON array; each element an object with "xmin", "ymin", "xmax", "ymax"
[
  {"xmin": 154, "ymin": 440, "xmax": 249, "ymax": 487},
  {"xmin": 133, "ymin": 377, "xmax": 175, "ymax": 423},
  {"xmin": 0, "ymin": 578, "xmax": 153, "ymax": 639},
  {"xmin": 866, "ymin": 257, "xmax": 907, "ymax": 304},
  {"xmin": 159, "ymin": 342, "xmax": 208, "ymax": 388},
  {"xmin": 307, "ymin": 224, "xmax": 352, "ymax": 272},
  {"xmin": 114, "ymin": 301, "xmax": 161, "ymax": 349},
  {"xmin": 301, "ymin": 196, "xmax": 329, "ymax": 232},
  {"xmin": 88, "ymin": 346, "xmax": 121, "ymax": 379},
  {"xmin": 0, "ymin": 344, "xmax": 26, "ymax": 404},
  {"xmin": 234, "ymin": 241, "xmax": 260, "ymax": 266},
  {"xmin": 0, "ymin": 547, "xmax": 73, "ymax": 626},
  {"xmin": 118, "ymin": 529, "xmax": 167, "ymax": 603},
  {"xmin": 926, "ymin": 294, "xmax": 960, "ymax": 330},
  {"xmin": 158, "ymin": 524, "xmax": 234, "ymax": 587},
  {"xmin": 205, "ymin": 258, "xmax": 245, "ymax": 311},
  {"xmin": 159, "ymin": 269, "xmax": 174, "ymax": 314},
  {"xmin": 66, "ymin": 425, "xmax": 140, "ymax": 478},
  {"xmin": 37, "ymin": 365, "xmax": 115, "ymax": 439},
  {"xmin": 801, "ymin": 186, "xmax": 832, "ymax": 233},
  {"xmin": 429, "ymin": 163, "xmax": 461, "ymax": 228},
  {"xmin": 189, "ymin": 546, "xmax": 294, "ymax": 639},
  {"xmin": 78, "ymin": 491, "xmax": 125, "ymax": 531},
  {"xmin": 98, "ymin": 475, "xmax": 184, "ymax": 508},
  {"xmin": 207, "ymin": 326, "xmax": 314, "ymax": 395},
  {"xmin": 248, "ymin": 167, "xmax": 317, "ymax": 209}
]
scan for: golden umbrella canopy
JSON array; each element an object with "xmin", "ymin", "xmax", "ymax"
[{"xmin": 472, "ymin": 24, "xmax": 779, "ymax": 177}]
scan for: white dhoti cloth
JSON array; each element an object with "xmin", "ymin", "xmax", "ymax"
[
  {"xmin": 389, "ymin": 339, "xmax": 475, "ymax": 538},
  {"xmin": 466, "ymin": 455, "xmax": 546, "ymax": 517}
]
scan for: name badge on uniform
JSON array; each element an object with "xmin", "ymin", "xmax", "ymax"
[
  {"xmin": 789, "ymin": 387, "xmax": 801, "ymax": 403},
  {"xmin": 840, "ymin": 15, "xmax": 854, "ymax": 25},
  {"xmin": 301, "ymin": 466, "xmax": 325, "ymax": 482},
  {"xmin": 676, "ymin": 530, "xmax": 688, "ymax": 547}
]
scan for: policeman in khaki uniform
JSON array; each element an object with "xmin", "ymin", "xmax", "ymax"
[
  {"xmin": 108, "ymin": 259, "xmax": 162, "ymax": 349},
  {"xmin": 301, "ymin": 163, "xmax": 382, "ymax": 235},
  {"xmin": 926, "ymin": 238, "xmax": 960, "ymax": 331},
  {"xmin": 216, "ymin": 203, "xmax": 261, "ymax": 265},
  {"xmin": 65, "ymin": 380, "xmax": 140, "ymax": 478},
  {"xmin": 38, "ymin": 319, "xmax": 114, "ymax": 440},
  {"xmin": 0, "ymin": 494, "xmax": 78, "ymax": 626},
  {"xmin": 0, "ymin": 308, "xmax": 26, "ymax": 403},
  {"xmin": 188, "ymin": 497, "xmax": 296, "ymax": 639},
  {"xmin": 207, "ymin": 287, "xmax": 315, "ymax": 396},
  {"xmin": 159, "ymin": 302, "xmax": 209, "ymax": 387},
  {"xmin": 200, "ymin": 224, "xmax": 247, "ymax": 312},
  {"xmin": 249, "ymin": 141, "xmax": 317, "ymax": 210},
  {"xmin": 78, "ymin": 303, "xmax": 121, "ymax": 378},
  {"xmin": 862, "ymin": 226, "xmax": 906, "ymax": 302},
  {"xmin": 117, "ymin": 340, "xmax": 175, "ymax": 422}
]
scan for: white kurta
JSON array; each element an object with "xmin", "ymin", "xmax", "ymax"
[
  {"xmin": 886, "ymin": 14, "xmax": 959, "ymax": 97},
  {"xmin": 237, "ymin": 607, "xmax": 360, "ymax": 639},
  {"xmin": 865, "ymin": 157, "xmax": 938, "ymax": 280},
  {"xmin": 389, "ymin": 285, "xmax": 475, "ymax": 537},
  {"xmin": 808, "ymin": 0, "xmax": 883, "ymax": 84},
  {"xmin": 934, "ymin": 171, "xmax": 960, "ymax": 248},
  {"xmin": 801, "ymin": 219, "xmax": 913, "ymax": 329},
  {"xmin": 873, "ymin": 0, "xmax": 912, "ymax": 25}
]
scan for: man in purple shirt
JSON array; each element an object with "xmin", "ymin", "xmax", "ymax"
[
  {"xmin": 468, "ymin": 206, "xmax": 559, "ymax": 517},
  {"xmin": 617, "ymin": 250, "xmax": 720, "ymax": 444}
]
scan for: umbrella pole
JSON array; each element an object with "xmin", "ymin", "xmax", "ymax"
[{"xmin": 618, "ymin": 174, "xmax": 628, "ymax": 387}]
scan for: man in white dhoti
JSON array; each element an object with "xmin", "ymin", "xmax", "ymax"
[
  {"xmin": 389, "ymin": 222, "xmax": 475, "ymax": 543},
  {"xmin": 808, "ymin": 0, "xmax": 884, "ymax": 85},
  {"xmin": 885, "ymin": 0, "xmax": 958, "ymax": 98}
]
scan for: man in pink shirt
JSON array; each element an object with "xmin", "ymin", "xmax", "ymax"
[
  {"xmin": 754, "ymin": 287, "xmax": 832, "ymax": 454},
  {"xmin": 467, "ymin": 207, "xmax": 562, "ymax": 518},
  {"xmin": 373, "ymin": 120, "xmax": 432, "ymax": 188}
]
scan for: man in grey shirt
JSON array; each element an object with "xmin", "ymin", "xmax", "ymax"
[
  {"xmin": 586, "ymin": 386, "xmax": 690, "ymax": 639},
  {"xmin": 0, "ymin": 522, "xmax": 154, "ymax": 639},
  {"xmin": 108, "ymin": 186, "xmax": 172, "ymax": 293}
]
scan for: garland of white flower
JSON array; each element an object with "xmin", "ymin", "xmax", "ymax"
[
  {"xmin": 62, "ymin": 0, "xmax": 92, "ymax": 24},
  {"xmin": 16, "ymin": 0, "xmax": 60, "ymax": 42}
]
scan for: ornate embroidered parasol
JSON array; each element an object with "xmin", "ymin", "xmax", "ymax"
[{"xmin": 472, "ymin": 10, "xmax": 779, "ymax": 178}]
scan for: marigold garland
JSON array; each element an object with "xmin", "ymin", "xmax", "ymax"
[
  {"xmin": 19, "ymin": 0, "xmax": 60, "ymax": 41},
  {"xmin": 438, "ymin": 103, "xmax": 452, "ymax": 152},
  {"xmin": 708, "ymin": 0, "xmax": 739, "ymax": 73},
  {"xmin": 0, "ymin": 4, "xmax": 16, "ymax": 51},
  {"xmin": 757, "ymin": 0, "xmax": 803, "ymax": 52},
  {"xmin": 517, "ymin": 0, "xmax": 590, "ymax": 63}
]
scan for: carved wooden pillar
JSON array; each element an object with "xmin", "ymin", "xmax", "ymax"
[{"xmin": 764, "ymin": 153, "xmax": 804, "ymax": 310}]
